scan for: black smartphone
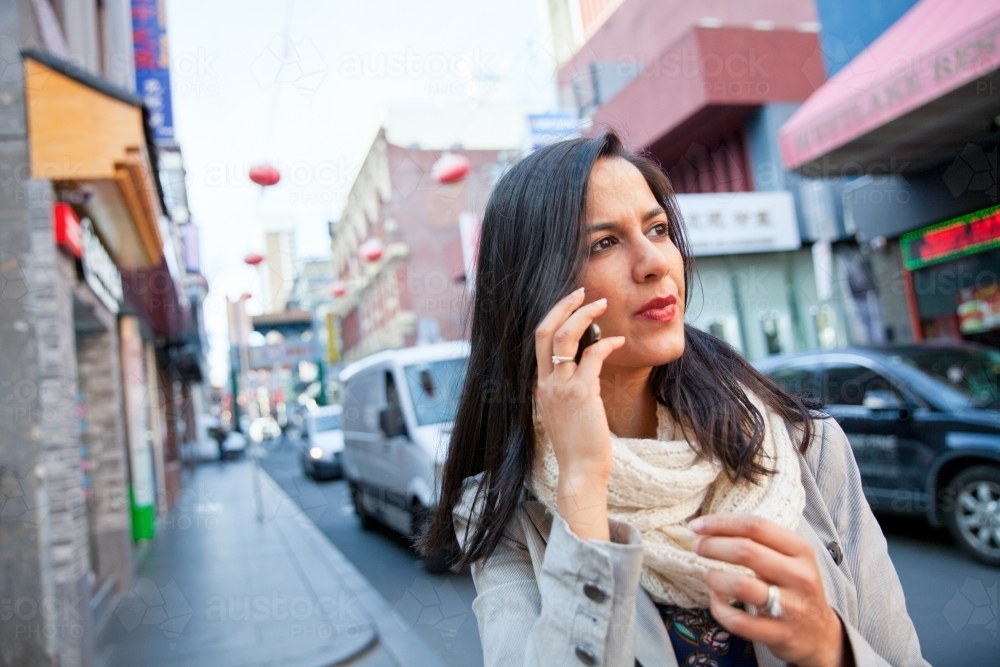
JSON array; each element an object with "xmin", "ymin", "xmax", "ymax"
[{"xmin": 575, "ymin": 323, "xmax": 601, "ymax": 363}]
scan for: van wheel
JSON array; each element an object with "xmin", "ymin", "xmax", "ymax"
[
  {"xmin": 350, "ymin": 482, "xmax": 377, "ymax": 531},
  {"xmin": 943, "ymin": 465, "xmax": 1000, "ymax": 567},
  {"xmin": 412, "ymin": 503, "xmax": 454, "ymax": 574}
]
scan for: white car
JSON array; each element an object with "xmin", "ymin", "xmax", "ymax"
[
  {"xmin": 300, "ymin": 405, "xmax": 344, "ymax": 480},
  {"xmin": 340, "ymin": 341, "xmax": 468, "ymax": 572}
]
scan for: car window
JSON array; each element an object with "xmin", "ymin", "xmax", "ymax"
[
  {"xmin": 403, "ymin": 357, "xmax": 468, "ymax": 426},
  {"xmin": 823, "ymin": 363, "xmax": 902, "ymax": 407},
  {"xmin": 313, "ymin": 414, "xmax": 341, "ymax": 431},
  {"xmin": 769, "ymin": 364, "xmax": 821, "ymax": 401},
  {"xmin": 889, "ymin": 348, "xmax": 1000, "ymax": 409}
]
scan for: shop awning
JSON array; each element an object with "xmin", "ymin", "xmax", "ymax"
[
  {"xmin": 779, "ymin": 0, "xmax": 1000, "ymax": 174},
  {"xmin": 22, "ymin": 49, "xmax": 166, "ymax": 269},
  {"xmin": 593, "ymin": 25, "xmax": 824, "ymax": 165}
]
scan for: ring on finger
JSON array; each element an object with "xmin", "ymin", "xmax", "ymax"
[
  {"xmin": 745, "ymin": 584, "xmax": 782, "ymax": 619},
  {"xmin": 551, "ymin": 355, "xmax": 575, "ymax": 365},
  {"xmin": 762, "ymin": 585, "xmax": 782, "ymax": 619}
]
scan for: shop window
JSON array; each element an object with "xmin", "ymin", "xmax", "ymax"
[
  {"xmin": 812, "ymin": 304, "xmax": 838, "ymax": 349},
  {"xmin": 761, "ymin": 314, "xmax": 783, "ymax": 355}
]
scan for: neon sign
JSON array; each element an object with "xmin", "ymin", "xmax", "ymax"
[{"xmin": 901, "ymin": 204, "xmax": 1000, "ymax": 271}]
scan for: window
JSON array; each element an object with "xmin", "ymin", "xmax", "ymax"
[
  {"xmin": 769, "ymin": 365, "xmax": 821, "ymax": 401},
  {"xmin": 313, "ymin": 414, "xmax": 341, "ymax": 432},
  {"xmin": 403, "ymin": 358, "xmax": 468, "ymax": 426},
  {"xmin": 823, "ymin": 364, "xmax": 901, "ymax": 407}
]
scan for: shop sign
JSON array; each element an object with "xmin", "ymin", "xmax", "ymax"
[
  {"xmin": 131, "ymin": 0, "xmax": 175, "ymax": 142},
  {"xmin": 53, "ymin": 203, "xmax": 83, "ymax": 259},
  {"xmin": 900, "ymin": 204, "xmax": 1000, "ymax": 271},
  {"xmin": 526, "ymin": 112, "xmax": 580, "ymax": 152},
  {"xmin": 675, "ymin": 191, "xmax": 801, "ymax": 256},
  {"xmin": 248, "ymin": 340, "xmax": 321, "ymax": 370},
  {"xmin": 957, "ymin": 283, "xmax": 1000, "ymax": 334},
  {"xmin": 81, "ymin": 217, "xmax": 124, "ymax": 314}
]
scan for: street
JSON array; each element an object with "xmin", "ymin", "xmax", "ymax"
[
  {"xmin": 260, "ymin": 437, "xmax": 998, "ymax": 667},
  {"xmin": 258, "ymin": 439, "xmax": 484, "ymax": 667}
]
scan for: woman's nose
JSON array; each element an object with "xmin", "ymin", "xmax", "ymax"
[{"xmin": 631, "ymin": 236, "xmax": 670, "ymax": 283}]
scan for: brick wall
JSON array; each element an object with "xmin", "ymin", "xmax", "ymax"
[{"xmin": 24, "ymin": 180, "xmax": 94, "ymax": 667}]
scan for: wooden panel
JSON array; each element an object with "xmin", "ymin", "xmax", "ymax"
[
  {"xmin": 114, "ymin": 149, "xmax": 163, "ymax": 266},
  {"xmin": 24, "ymin": 59, "xmax": 145, "ymax": 180}
]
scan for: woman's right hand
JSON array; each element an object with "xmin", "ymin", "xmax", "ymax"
[{"xmin": 533, "ymin": 286, "xmax": 626, "ymax": 541}]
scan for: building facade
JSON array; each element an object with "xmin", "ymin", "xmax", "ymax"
[
  {"xmin": 547, "ymin": 0, "xmax": 867, "ymax": 359},
  {"xmin": 0, "ymin": 3, "xmax": 205, "ymax": 665},
  {"xmin": 780, "ymin": 0, "xmax": 1000, "ymax": 349},
  {"xmin": 329, "ymin": 129, "xmax": 509, "ymax": 361}
]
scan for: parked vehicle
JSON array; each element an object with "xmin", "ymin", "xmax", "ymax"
[
  {"xmin": 340, "ymin": 341, "xmax": 469, "ymax": 572},
  {"xmin": 248, "ymin": 416, "xmax": 282, "ymax": 442},
  {"xmin": 221, "ymin": 430, "xmax": 248, "ymax": 459},
  {"xmin": 299, "ymin": 405, "xmax": 344, "ymax": 480},
  {"xmin": 756, "ymin": 341, "xmax": 1000, "ymax": 566}
]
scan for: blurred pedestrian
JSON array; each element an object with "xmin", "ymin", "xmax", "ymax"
[{"xmin": 420, "ymin": 132, "xmax": 929, "ymax": 667}]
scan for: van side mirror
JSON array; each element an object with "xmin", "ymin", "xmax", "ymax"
[{"xmin": 379, "ymin": 407, "xmax": 407, "ymax": 438}]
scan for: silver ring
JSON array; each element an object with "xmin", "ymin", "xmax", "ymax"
[
  {"xmin": 551, "ymin": 355, "xmax": 575, "ymax": 365},
  {"xmin": 762, "ymin": 585, "xmax": 782, "ymax": 619}
]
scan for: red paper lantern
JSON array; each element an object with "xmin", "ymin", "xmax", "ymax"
[
  {"xmin": 249, "ymin": 163, "xmax": 281, "ymax": 186},
  {"xmin": 358, "ymin": 238, "xmax": 384, "ymax": 262},
  {"xmin": 432, "ymin": 153, "xmax": 469, "ymax": 184},
  {"xmin": 244, "ymin": 253, "xmax": 264, "ymax": 266},
  {"xmin": 330, "ymin": 281, "xmax": 347, "ymax": 297}
]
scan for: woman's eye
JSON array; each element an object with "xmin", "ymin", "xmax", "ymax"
[
  {"xmin": 647, "ymin": 222, "xmax": 669, "ymax": 238},
  {"xmin": 590, "ymin": 236, "xmax": 617, "ymax": 252}
]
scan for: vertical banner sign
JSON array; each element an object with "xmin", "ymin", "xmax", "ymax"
[{"xmin": 131, "ymin": 0, "xmax": 174, "ymax": 142}]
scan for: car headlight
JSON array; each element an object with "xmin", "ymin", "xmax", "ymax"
[{"xmin": 309, "ymin": 447, "xmax": 323, "ymax": 460}]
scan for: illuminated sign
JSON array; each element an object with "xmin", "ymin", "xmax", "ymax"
[
  {"xmin": 901, "ymin": 204, "xmax": 1000, "ymax": 270},
  {"xmin": 53, "ymin": 203, "xmax": 83, "ymax": 258}
]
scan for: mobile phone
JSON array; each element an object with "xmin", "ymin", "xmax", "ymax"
[{"xmin": 575, "ymin": 323, "xmax": 601, "ymax": 363}]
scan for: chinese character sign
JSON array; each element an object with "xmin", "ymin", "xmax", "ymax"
[
  {"xmin": 132, "ymin": 0, "xmax": 174, "ymax": 143},
  {"xmin": 674, "ymin": 191, "xmax": 801, "ymax": 256}
]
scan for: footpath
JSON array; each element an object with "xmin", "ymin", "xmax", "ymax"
[{"xmin": 94, "ymin": 455, "xmax": 447, "ymax": 667}]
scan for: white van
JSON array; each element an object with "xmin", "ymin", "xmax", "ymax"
[{"xmin": 340, "ymin": 341, "xmax": 469, "ymax": 569}]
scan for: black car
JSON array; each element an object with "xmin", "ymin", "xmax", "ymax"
[{"xmin": 756, "ymin": 341, "xmax": 1000, "ymax": 566}]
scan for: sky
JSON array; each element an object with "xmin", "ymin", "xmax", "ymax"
[{"xmin": 164, "ymin": 0, "xmax": 561, "ymax": 386}]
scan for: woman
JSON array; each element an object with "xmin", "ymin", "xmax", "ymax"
[{"xmin": 419, "ymin": 132, "xmax": 928, "ymax": 667}]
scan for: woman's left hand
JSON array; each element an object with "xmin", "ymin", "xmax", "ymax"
[{"xmin": 690, "ymin": 513, "xmax": 852, "ymax": 667}]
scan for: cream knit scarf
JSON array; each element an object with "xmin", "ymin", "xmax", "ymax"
[{"xmin": 529, "ymin": 392, "xmax": 805, "ymax": 608}]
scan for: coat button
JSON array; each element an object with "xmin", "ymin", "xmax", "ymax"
[
  {"xmin": 574, "ymin": 645, "xmax": 597, "ymax": 665},
  {"xmin": 826, "ymin": 541, "xmax": 844, "ymax": 565},
  {"xmin": 583, "ymin": 582, "xmax": 608, "ymax": 602}
]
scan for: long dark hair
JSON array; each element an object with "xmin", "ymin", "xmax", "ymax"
[{"xmin": 418, "ymin": 131, "xmax": 815, "ymax": 569}]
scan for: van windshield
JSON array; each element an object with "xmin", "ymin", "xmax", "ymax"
[
  {"xmin": 313, "ymin": 413, "xmax": 341, "ymax": 431},
  {"xmin": 403, "ymin": 357, "xmax": 468, "ymax": 426}
]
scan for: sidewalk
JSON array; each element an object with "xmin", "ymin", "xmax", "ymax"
[{"xmin": 95, "ymin": 455, "xmax": 448, "ymax": 667}]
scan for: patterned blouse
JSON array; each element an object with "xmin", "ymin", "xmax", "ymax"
[{"xmin": 655, "ymin": 603, "xmax": 758, "ymax": 667}]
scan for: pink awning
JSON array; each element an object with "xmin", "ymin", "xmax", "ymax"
[{"xmin": 779, "ymin": 0, "xmax": 1000, "ymax": 171}]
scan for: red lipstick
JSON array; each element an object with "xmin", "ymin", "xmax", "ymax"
[{"xmin": 635, "ymin": 295, "xmax": 678, "ymax": 322}]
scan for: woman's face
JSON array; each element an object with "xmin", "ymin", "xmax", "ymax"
[{"xmin": 579, "ymin": 156, "xmax": 686, "ymax": 369}]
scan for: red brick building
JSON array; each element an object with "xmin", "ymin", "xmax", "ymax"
[{"xmin": 331, "ymin": 129, "xmax": 507, "ymax": 361}]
